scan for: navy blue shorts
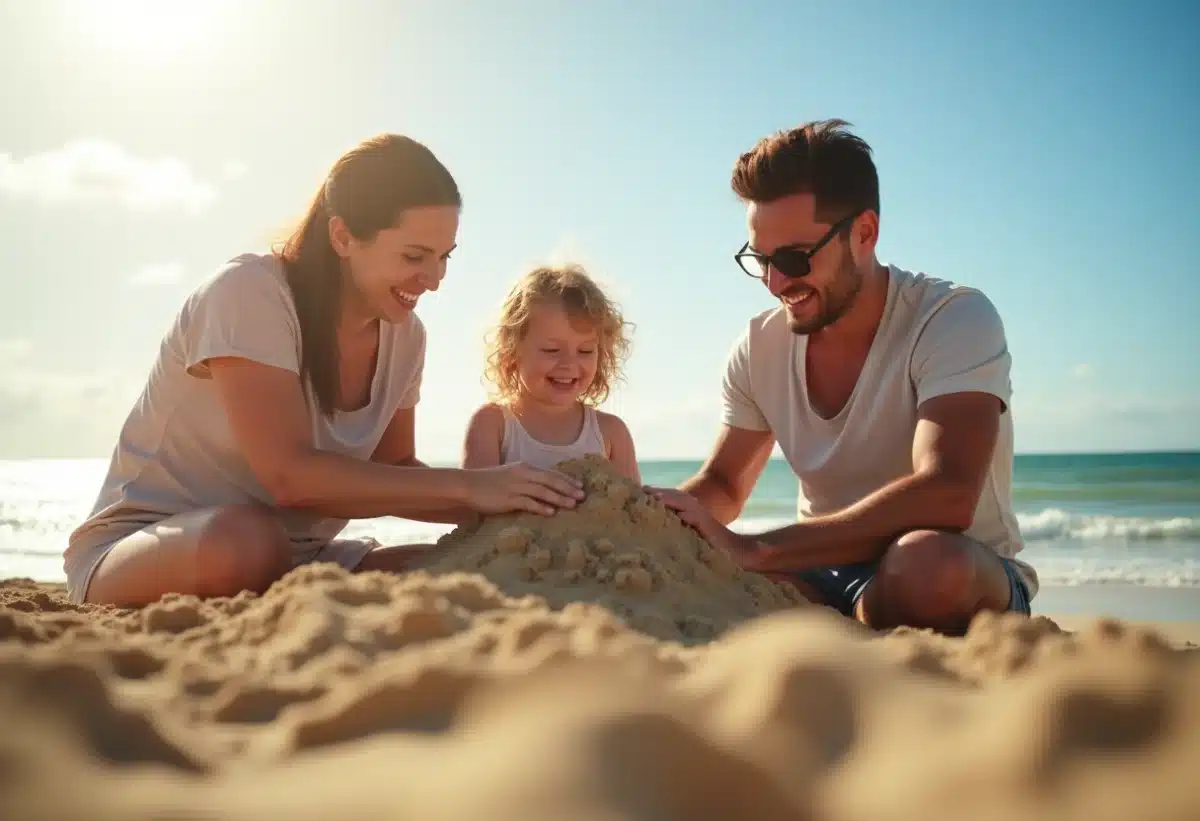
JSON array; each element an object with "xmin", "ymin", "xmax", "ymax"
[{"xmin": 789, "ymin": 555, "xmax": 1032, "ymax": 619}]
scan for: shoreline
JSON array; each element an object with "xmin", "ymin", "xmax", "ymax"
[{"xmin": 1032, "ymin": 582, "xmax": 1200, "ymax": 623}]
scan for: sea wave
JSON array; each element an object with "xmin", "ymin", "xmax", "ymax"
[
  {"xmin": 734, "ymin": 511, "xmax": 1200, "ymax": 543},
  {"xmin": 3, "ymin": 513, "xmax": 1199, "ymax": 588},
  {"xmin": 1012, "ymin": 484, "xmax": 1200, "ymax": 504},
  {"xmin": 5, "ymin": 502, "xmax": 1198, "ymax": 546},
  {"xmin": 1015, "ymin": 509, "xmax": 1200, "ymax": 541},
  {"xmin": 1023, "ymin": 566, "xmax": 1200, "ymax": 587}
]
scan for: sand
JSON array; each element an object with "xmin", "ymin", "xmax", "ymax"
[
  {"xmin": 1, "ymin": 456, "xmax": 1197, "ymax": 820},
  {"xmin": 413, "ymin": 454, "xmax": 811, "ymax": 642}
]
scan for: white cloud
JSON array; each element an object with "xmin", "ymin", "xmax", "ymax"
[
  {"xmin": 522, "ymin": 232, "xmax": 636, "ymax": 309},
  {"xmin": 0, "ymin": 338, "xmax": 33, "ymax": 360},
  {"xmin": 1016, "ymin": 393, "xmax": 1198, "ymax": 420},
  {"xmin": 0, "ymin": 341, "xmax": 142, "ymax": 459},
  {"xmin": 1, "ymin": 328, "xmax": 1191, "ymax": 461},
  {"xmin": 220, "ymin": 160, "xmax": 249, "ymax": 181},
  {"xmin": 128, "ymin": 261, "xmax": 185, "ymax": 286},
  {"xmin": 0, "ymin": 140, "xmax": 218, "ymax": 214},
  {"xmin": 540, "ymin": 233, "xmax": 588, "ymax": 266},
  {"xmin": 1011, "ymin": 392, "xmax": 1200, "ymax": 453},
  {"xmin": 608, "ymin": 392, "xmax": 728, "ymax": 459},
  {"xmin": 528, "ymin": 234, "xmax": 610, "ymax": 282}
]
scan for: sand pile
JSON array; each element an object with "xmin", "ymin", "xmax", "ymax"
[
  {"xmin": 1, "ymin": 457, "xmax": 1197, "ymax": 820},
  {"xmin": 413, "ymin": 455, "xmax": 810, "ymax": 642}
]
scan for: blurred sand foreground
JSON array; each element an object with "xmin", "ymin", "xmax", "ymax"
[{"xmin": 1, "ymin": 456, "xmax": 1197, "ymax": 821}]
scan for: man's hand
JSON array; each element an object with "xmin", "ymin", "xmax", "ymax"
[{"xmin": 644, "ymin": 486, "xmax": 771, "ymax": 571}]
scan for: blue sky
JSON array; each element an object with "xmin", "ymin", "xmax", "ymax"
[{"xmin": 0, "ymin": 0, "xmax": 1197, "ymax": 460}]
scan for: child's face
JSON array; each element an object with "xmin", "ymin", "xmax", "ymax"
[{"xmin": 515, "ymin": 303, "xmax": 599, "ymax": 407}]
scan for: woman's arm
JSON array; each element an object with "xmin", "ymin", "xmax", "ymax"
[
  {"xmin": 597, "ymin": 411, "xmax": 641, "ymax": 485},
  {"xmin": 207, "ymin": 357, "xmax": 581, "ymax": 518},
  {"xmin": 370, "ymin": 406, "xmax": 472, "ymax": 524},
  {"xmin": 461, "ymin": 404, "xmax": 504, "ymax": 469}
]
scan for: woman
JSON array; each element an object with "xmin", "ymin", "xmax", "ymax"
[{"xmin": 64, "ymin": 134, "xmax": 585, "ymax": 607}]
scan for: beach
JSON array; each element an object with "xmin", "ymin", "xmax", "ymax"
[
  {"xmin": 2, "ymin": 456, "xmax": 1198, "ymax": 820},
  {"xmin": 3, "ymin": 0, "xmax": 1196, "ymax": 815}
]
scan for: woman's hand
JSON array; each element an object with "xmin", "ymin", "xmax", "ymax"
[{"xmin": 464, "ymin": 462, "xmax": 586, "ymax": 516}]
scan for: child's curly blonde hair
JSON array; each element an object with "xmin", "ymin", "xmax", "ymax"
[{"xmin": 483, "ymin": 263, "xmax": 632, "ymax": 406}]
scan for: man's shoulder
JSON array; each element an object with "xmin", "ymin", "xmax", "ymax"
[
  {"xmin": 891, "ymin": 264, "xmax": 989, "ymax": 306},
  {"xmin": 738, "ymin": 304, "xmax": 792, "ymax": 347},
  {"xmin": 888, "ymin": 265, "xmax": 1003, "ymax": 338},
  {"xmin": 745, "ymin": 303, "xmax": 789, "ymax": 332},
  {"xmin": 723, "ymin": 305, "xmax": 793, "ymax": 371}
]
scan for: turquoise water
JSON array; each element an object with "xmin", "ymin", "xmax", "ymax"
[
  {"xmin": 644, "ymin": 451, "xmax": 1200, "ymax": 530},
  {"xmin": 2, "ymin": 452, "xmax": 1199, "ymax": 587}
]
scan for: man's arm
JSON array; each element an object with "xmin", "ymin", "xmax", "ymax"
[
  {"xmin": 677, "ymin": 323, "xmax": 778, "ymax": 523},
  {"xmin": 746, "ymin": 392, "xmax": 1001, "ymax": 570},
  {"xmin": 678, "ymin": 424, "xmax": 776, "ymax": 524}
]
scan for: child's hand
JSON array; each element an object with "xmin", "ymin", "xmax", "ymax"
[{"xmin": 464, "ymin": 462, "xmax": 586, "ymax": 516}]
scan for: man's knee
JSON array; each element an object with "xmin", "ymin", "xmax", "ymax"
[
  {"xmin": 196, "ymin": 505, "xmax": 292, "ymax": 596},
  {"xmin": 870, "ymin": 529, "xmax": 1006, "ymax": 631},
  {"xmin": 887, "ymin": 530, "xmax": 978, "ymax": 603}
]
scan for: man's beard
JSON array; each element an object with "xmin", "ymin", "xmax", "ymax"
[{"xmin": 785, "ymin": 251, "xmax": 863, "ymax": 335}]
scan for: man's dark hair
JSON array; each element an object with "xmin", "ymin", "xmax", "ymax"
[{"xmin": 731, "ymin": 119, "xmax": 880, "ymax": 223}]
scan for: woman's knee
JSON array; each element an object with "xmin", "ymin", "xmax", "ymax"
[{"xmin": 194, "ymin": 505, "xmax": 292, "ymax": 595}]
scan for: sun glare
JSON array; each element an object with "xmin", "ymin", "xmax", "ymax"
[{"xmin": 66, "ymin": 0, "xmax": 235, "ymax": 62}]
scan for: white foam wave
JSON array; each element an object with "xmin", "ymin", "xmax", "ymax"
[
  {"xmin": 1016, "ymin": 509, "xmax": 1200, "ymax": 541},
  {"xmin": 733, "ymin": 513, "xmax": 1200, "ymax": 543},
  {"xmin": 1028, "ymin": 568, "xmax": 1200, "ymax": 587}
]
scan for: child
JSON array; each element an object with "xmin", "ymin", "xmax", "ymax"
[{"xmin": 462, "ymin": 263, "xmax": 641, "ymax": 484}]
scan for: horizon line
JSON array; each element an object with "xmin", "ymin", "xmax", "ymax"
[{"xmin": 3, "ymin": 447, "xmax": 1199, "ymax": 465}]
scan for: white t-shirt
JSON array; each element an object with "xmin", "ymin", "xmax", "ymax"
[
  {"xmin": 721, "ymin": 264, "xmax": 1037, "ymax": 597},
  {"xmin": 65, "ymin": 253, "xmax": 426, "ymax": 577}
]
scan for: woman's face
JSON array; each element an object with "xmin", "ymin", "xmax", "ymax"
[{"xmin": 331, "ymin": 205, "xmax": 460, "ymax": 324}]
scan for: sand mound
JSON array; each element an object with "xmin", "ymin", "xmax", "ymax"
[
  {"xmin": 1, "ymin": 456, "xmax": 1197, "ymax": 819},
  {"xmin": 413, "ymin": 455, "xmax": 810, "ymax": 642}
]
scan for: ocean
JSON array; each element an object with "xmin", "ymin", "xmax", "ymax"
[{"xmin": 2, "ymin": 452, "xmax": 1199, "ymax": 589}]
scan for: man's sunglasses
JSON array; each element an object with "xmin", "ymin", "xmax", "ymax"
[{"xmin": 734, "ymin": 211, "xmax": 861, "ymax": 279}]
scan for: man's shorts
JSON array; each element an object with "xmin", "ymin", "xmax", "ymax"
[{"xmin": 789, "ymin": 554, "xmax": 1033, "ymax": 618}]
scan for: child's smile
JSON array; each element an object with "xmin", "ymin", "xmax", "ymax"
[{"xmin": 516, "ymin": 304, "xmax": 599, "ymax": 408}]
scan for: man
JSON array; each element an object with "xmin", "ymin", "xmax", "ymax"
[{"xmin": 652, "ymin": 119, "xmax": 1036, "ymax": 635}]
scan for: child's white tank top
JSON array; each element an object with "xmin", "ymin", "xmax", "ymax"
[{"xmin": 500, "ymin": 405, "xmax": 607, "ymax": 471}]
